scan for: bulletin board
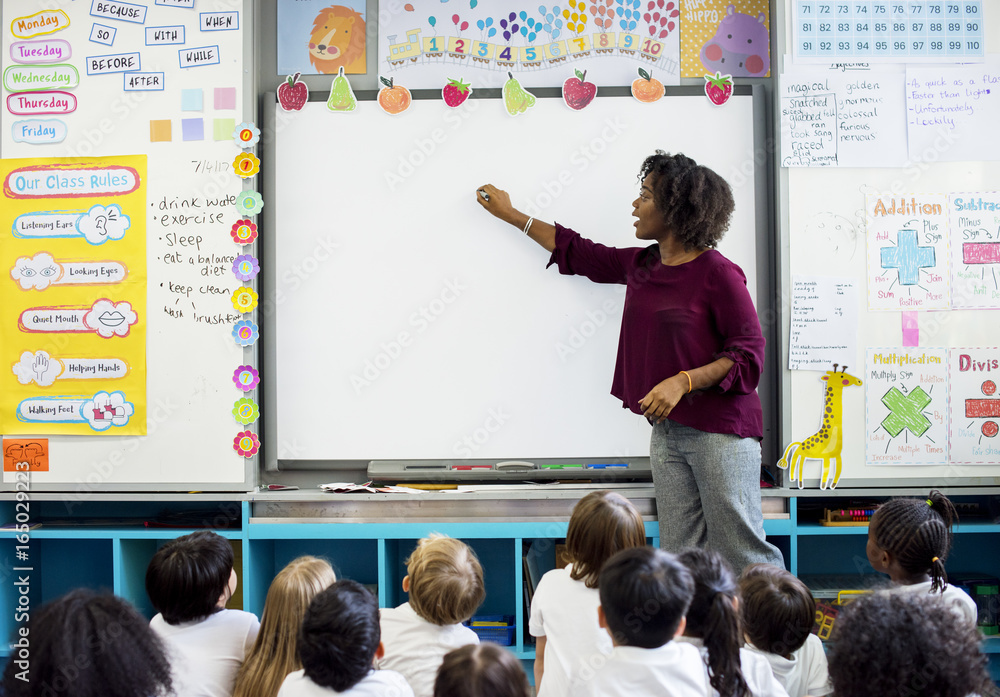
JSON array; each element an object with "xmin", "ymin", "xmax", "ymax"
[
  {"xmin": 262, "ymin": 87, "xmax": 774, "ymax": 469},
  {"xmin": 776, "ymin": 5, "xmax": 1000, "ymax": 488},
  {"xmin": 0, "ymin": 0, "xmax": 256, "ymax": 490}
]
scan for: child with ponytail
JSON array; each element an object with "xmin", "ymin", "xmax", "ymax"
[
  {"xmin": 866, "ymin": 489, "xmax": 977, "ymax": 624},
  {"xmin": 676, "ymin": 548, "xmax": 788, "ymax": 697}
]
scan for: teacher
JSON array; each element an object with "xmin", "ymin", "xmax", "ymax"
[{"xmin": 477, "ymin": 151, "xmax": 783, "ymax": 573}]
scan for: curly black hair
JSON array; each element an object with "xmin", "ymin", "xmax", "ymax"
[
  {"xmin": 1, "ymin": 589, "xmax": 173, "ymax": 697},
  {"xmin": 637, "ymin": 151, "xmax": 735, "ymax": 251},
  {"xmin": 870, "ymin": 490, "xmax": 958, "ymax": 592},
  {"xmin": 828, "ymin": 592, "xmax": 993, "ymax": 697}
]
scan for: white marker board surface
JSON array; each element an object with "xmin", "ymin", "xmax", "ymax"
[{"xmin": 266, "ymin": 91, "xmax": 765, "ymax": 464}]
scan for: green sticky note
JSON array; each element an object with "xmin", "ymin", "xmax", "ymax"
[{"xmin": 214, "ymin": 118, "xmax": 236, "ymax": 141}]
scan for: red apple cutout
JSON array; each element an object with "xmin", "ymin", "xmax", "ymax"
[
  {"xmin": 278, "ymin": 72, "xmax": 308, "ymax": 111},
  {"xmin": 563, "ymin": 69, "xmax": 597, "ymax": 110}
]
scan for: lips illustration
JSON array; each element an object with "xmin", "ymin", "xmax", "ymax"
[{"xmin": 99, "ymin": 311, "xmax": 126, "ymax": 327}]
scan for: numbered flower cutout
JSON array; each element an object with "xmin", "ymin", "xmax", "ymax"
[
  {"xmin": 233, "ymin": 364, "xmax": 259, "ymax": 391},
  {"xmin": 232, "ymin": 319, "xmax": 259, "ymax": 346},
  {"xmin": 231, "ymin": 287, "xmax": 259, "ymax": 313},
  {"xmin": 233, "ymin": 430, "xmax": 260, "ymax": 457},
  {"xmin": 233, "ymin": 122, "xmax": 261, "ymax": 149},
  {"xmin": 233, "ymin": 153, "xmax": 260, "ymax": 179},
  {"xmin": 232, "ymin": 397, "xmax": 260, "ymax": 425},
  {"xmin": 230, "ymin": 219, "xmax": 258, "ymax": 245},
  {"xmin": 235, "ymin": 191, "xmax": 264, "ymax": 217},
  {"xmin": 232, "ymin": 254, "xmax": 260, "ymax": 282}
]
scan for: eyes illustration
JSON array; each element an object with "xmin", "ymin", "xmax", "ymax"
[{"xmin": 19, "ymin": 266, "xmax": 57, "ymax": 277}]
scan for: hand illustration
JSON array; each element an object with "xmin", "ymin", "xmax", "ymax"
[{"xmin": 32, "ymin": 353, "xmax": 50, "ymax": 383}]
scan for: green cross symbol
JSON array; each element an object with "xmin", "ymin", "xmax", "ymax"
[{"xmin": 881, "ymin": 386, "xmax": 932, "ymax": 437}]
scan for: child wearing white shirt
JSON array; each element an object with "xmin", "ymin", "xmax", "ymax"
[
  {"xmin": 146, "ymin": 530, "xmax": 260, "ymax": 697},
  {"xmin": 676, "ymin": 549, "xmax": 789, "ymax": 697},
  {"xmin": 378, "ymin": 534, "xmax": 484, "ymax": 697},
  {"xmin": 567, "ymin": 546, "xmax": 709, "ymax": 697},
  {"xmin": 738, "ymin": 564, "xmax": 831, "ymax": 697},
  {"xmin": 529, "ymin": 491, "xmax": 647, "ymax": 697},
  {"xmin": 277, "ymin": 580, "xmax": 413, "ymax": 697}
]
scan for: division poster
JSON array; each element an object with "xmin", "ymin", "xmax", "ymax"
[
  {"xmin": 950, "ymin": 348, "xmax": 1000, "ymax": 464},
  {"xmin": 866, "ymin": 193, "xmax": 950, "ymax": 311},
  {"xmin": 866, "ymin": 348, "xmax": 948, "ymax": 466},
  {"xmin": 1, "ymin": 155, "xmax": 146, "ymax": 435}
]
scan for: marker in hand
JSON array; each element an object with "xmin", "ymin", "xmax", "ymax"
[{"xmin": 478, "ymin": 188, "xmax": 490, "ymax": 202}]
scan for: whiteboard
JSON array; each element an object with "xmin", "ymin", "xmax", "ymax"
[
  {"xmin": 0, "ymin": 0, "xmax": 254, "ymax": 490},
  {"xmin": 264, "ymin": 90, "xmax": 766, "ymax": 465}
]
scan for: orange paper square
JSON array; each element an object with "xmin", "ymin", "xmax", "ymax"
[
  {"xmin": 150, "ymin": 119, "xmax": 172, "ymax": 142},
  {"xmin": 3, "ymin": 438, "xmax": 49, "ymax": 472}
]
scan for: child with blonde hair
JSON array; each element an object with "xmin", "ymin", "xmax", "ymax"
[
  {"xmin": 233, "ymin": 556, "xmax": 337, "ymax": 697},
  {"xmin": 529, "ymin": 490, "xmax": 646, "ymax": 697},
  {"xmin": 378, "ymin": 534, "xmax": 486, "ymax": 697}
]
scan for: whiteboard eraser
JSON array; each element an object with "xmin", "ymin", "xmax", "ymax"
[{"xmin": 495, "ymin": 460, "xmax": 536, "ymax": 470}]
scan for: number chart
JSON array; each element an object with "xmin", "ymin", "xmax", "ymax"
[{"xmin": 793, "ymin": 1, "xmax": 985, "ymax": 63}]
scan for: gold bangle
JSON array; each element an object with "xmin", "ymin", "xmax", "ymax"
[{"xmin": 679, "ymin": 370, "xmax": 692, "ymax": 394}]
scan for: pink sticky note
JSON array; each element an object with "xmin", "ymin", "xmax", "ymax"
[
  {"xmin": 214, "ymin": 87, "xmax": 237, "ymax": 110},
  {"xmin": 901, "ymin": 311, "xmax": 919, "ymax": 346}
]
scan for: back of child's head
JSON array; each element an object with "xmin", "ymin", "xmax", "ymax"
[
  {"xmin": 233, "ymin": 556, "xmax": 336, "ymax": 697},
  {"xmin": 1, "ymin": 588, "xmax": 173, "ymax": 697},
  {"xmin": 433, "ymin": 643, "xmax": 530, "ymax": 697},
  {"xmin": 598, "ymin": 546, "xmax": 693, "ymax": 648},
  {"xmin": 407, "ymin": 533, "xmax": 485, "ymax": 625},
  {"xmin": 738, "ymin": 563, "xmax": 815, "ymax": 656},
  {"xmin": 298, "ymin": 579, "xmax": 380, "ymax": 692},
  {"xmin": 677, "ymin": 548, "xmax": 751, "ymax": 697},
  {"xmin": 567, "ymin": 490, "xmax": 646, "ymax": 588},
  {"xmin": 145, "ymin": 529, "xmax": 234, "ymax": 624},
  {"xmin": 827, "ymin": 591, "xmax": 991, "ymax": 697},
  {"xmin": 869, "ymin": 489, "xmax": 958, "ymax": 592}
]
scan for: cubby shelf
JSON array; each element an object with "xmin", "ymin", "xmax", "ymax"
[{"xmin": 1, "ymin": 491, "xmax": 998, "ymax": 682}]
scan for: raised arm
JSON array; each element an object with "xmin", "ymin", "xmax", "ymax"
[{"xmin": 476, "ymin": 184, "xmax": 556, "ymax": 252}]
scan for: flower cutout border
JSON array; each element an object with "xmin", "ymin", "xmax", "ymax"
[
  {"xmin": 230, "ymin": 219, "xmax": 258, "ymax": 245},
  {"xmin": 233, "ymin": 397, "xmax": 260, "ymax": 425},
  {"xmin": 233, "ymin": 430, "xmax": 260, "ymax": 457},
  {"xmin": 232, "ymin": 319, "xmax": 259, "ymax": 347},
  {"xmin": 233, "ymin": 122, "xmax": 261, "ymax": 148},
  {"xmin": 232, "ymin": 287, "xmax": 259, "ymax": 313},
  {"xmin": 233, "ymin": 152, "xmax": 261, "ymax": 179},
  {"xmin": 233, "ymin": 364, "xmax": 259, "ymax": 392},
  {"xmin": 233, "ymin": 254, "xmax": 260, "ymax": 282},
  {"xmin": 235, "ymin": 191, "xmax": 264, "ymax": 217}
]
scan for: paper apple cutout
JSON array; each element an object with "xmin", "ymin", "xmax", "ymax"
[
  {"xmin": 563, "ymin": 69, "xmax": 597, "ymax": 110},
  {"xmin": 278, "ymin": 73, "xmax": 308, "ymax": 111}
]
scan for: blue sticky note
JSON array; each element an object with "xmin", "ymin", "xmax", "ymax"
[
  {"xmin": 181, "ymin": 118, "xmax": 204, "ymax": 141},
  {"xmin": 181, "ymin": 88, "xmax": 203, "ymax": 111}
]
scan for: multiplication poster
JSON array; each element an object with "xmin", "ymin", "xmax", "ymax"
[{"xmin": 0, "ymin": 155, "xmax": 146, "ymax": 435}]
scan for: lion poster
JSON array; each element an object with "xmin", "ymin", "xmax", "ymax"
[{"xmin": 277, "ymin": 0, "xmax": 367, "ymax": 75}]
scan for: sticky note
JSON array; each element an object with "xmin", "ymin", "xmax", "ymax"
[
  {"xmin": 901, "ymin": 311, "xmax": 919, "ymax": 347},
  {"xmin": 214, "ymin": 117, "xmax": 236, "ymax": 141},
  {"xmin": 181, "ymin": 88, "xmax": 203, "ymax": 111},
  {"xmin": 182, "ymin": 117, "xmax": 204, "ymax": 141},
  {"xmin": 149, "ymin": 119, "xmax": 171, "ymax": 142},
  {"xmin": 214, "ymin": 86, "xmax": 236, "ymax": 110}
]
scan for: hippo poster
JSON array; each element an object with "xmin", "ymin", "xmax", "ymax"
[{"xmin": 680, "ymin": 1, "xmax": 770, "ymax": 78}]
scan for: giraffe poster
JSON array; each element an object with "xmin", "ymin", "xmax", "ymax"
[
  {"xmin": 865, "ymin": 348, "xmax": 948, "ymax": 466},
  {"xmin": 866, "ymin": 193, "xmax": 950, "ymax": 311},
  {"xmin": 777, "ymin": 364, "xmax": 863, "ymax": 489},
  {"xmin": 949, "ymin": 192, "xmax": 1000, "ymax": 309},
  {"xmin": 950, "ymin": 348, "xmax": 1000, "ymax": 463}
]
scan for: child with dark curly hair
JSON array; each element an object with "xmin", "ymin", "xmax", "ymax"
[
  {"xmin": 477, "ymin": 151, "xmax": 782, "ymax": 574},
  {"xmin": 1, "ymin": 589, "xmax": 173, "ymax": 697},
  {"xmin": 866, "ymin": 490, "xmax": 977, "ymax": 624},
  {"xmin": 827, "ymin": 592, "xmax": 993, "ymax": 697}
]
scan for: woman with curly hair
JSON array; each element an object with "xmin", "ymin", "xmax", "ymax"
[
  {"xmin": 1, "ymin": 589, "xmax": 173, "ymax": 697},
  {"xmin": 827, "ymin": 591, "xmax": 993, "ymax": 697},
  {"xmin": 477, "ymin": 151, "xmax": 782, "ymax": 573}
]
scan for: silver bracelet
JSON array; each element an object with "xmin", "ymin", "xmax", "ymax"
[{"xmin": 523, "ymin": 217, "xmax": 535, "ymax": 235}]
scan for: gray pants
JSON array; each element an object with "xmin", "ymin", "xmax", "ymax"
[{"xmin": 650, "ymin": 420, "xmax": 784, "ymax": 574}]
